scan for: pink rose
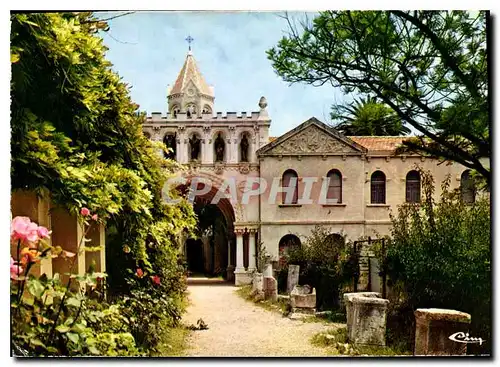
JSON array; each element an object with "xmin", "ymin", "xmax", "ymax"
[
  {"xmin": 37, "ymin": 226, "xmax": 50, "ymax": 239},
  {"xmin": 136, "ymin": 268, "xmax": 144, "ymax": 278},
  {"xmin": 10, "ymin": 258, "xmax": 23, "ymax": 280},
  {"xmin": 11, "ymin": 216, "xmax": 39, "ymax": 244},
  {"xmin": 91, "ymin": 214, "xmax": 98, "ymax": 221},
  {"xmin": 80, "ymin": 208, "xmax": 90, "ymax": 216}
]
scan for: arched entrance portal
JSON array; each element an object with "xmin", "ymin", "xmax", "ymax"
[{"xmin": 178, "ymin": 180, "xmax": 235, "ymax": 279}]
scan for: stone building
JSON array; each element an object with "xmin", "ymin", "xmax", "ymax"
[{"xmin": 142, "ymin": 50, "xmax": 485, "ymax": 285}]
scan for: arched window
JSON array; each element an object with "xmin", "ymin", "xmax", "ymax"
[
  {"xmin": 324, "ymin": 233, "xmax": 345, "ymax": 261},
  {"xmin": 239, "ymin": 133, "xmax": 250, "ymax": 162},
  {"xmin": 406, "ymin": 170, "xmax": 421, "ymax": 203},
  {"xmin": 163, "ymin": 133, "xmax": 176, "ymax": 160},
  {"xmin": 371, "ymin": 171, "xmax": 386, "ymax": 204},
  {"xmin": 278, "ymin": 234, "xmax": 301, "ymax": 267},
  {"xmin": 202, "ymin": 105, "xmax": 212, "ymax": 114},
  {"xmin": 171, "ymin": 105, "xmax": 180, "ymax": 118},
  {"xmin": 326, "ymin": 169, "xmax": 342, "ymax": 203},
  {"xmin": 282, "ymin": 169, "xmax": 299, "ymax": 204},
  {"xmin": 461, "ymin": 170, "xmax": 476, "ymax": 204}
]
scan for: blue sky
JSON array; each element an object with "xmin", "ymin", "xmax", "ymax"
[{"xmin": 99, "ymin": 11, "xmax": 350, "ymax": 137}]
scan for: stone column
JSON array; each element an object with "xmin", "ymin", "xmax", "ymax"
[
  {"xmin": 175, "ymin": 137, "xmax": 181, "ymax": 162},
  {"xmin": 85, "ymin": 222, "xmax": 106, "ymax": 274},
  {"xmin": 153, "ymin": 129, "xmax": 163, "ymax": 157},
  {"xmin": 227, "ymin": 236, "xmax": 234, "ymax": 281},
  {"xmin": 50, "ymin": 207, "xmax": 86, "ymax": 290},
  {"xmin": 234, "ymin": 229, "xmax": 252, "ymax": 285},
  {"xmin": 201, "ymin": 138, "xmax": 209, "ymax": 164},
  {"xmin": 178, "ymin": 128, "xmax": 188, "ymax": 164},
  {"xmin": 248, "ymin": 229, "xmax": 256, "ymax": 271},
  {"xmin": 235, "ymin": 231, "xmax": 244, "ymax": 273},
  {"xmin": 414, "ymin": 309, "xmax": 472, "ymax": 356}
]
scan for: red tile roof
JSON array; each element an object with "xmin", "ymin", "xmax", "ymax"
[{"xmin": 349, "ymin": 136, "xmax": 408, "ymax": 152}]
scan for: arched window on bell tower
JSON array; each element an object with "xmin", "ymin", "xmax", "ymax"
[
  {"xmin": 171, "ymin": 105, "xmax": 180, "ymax": 118},
  {"xmin": 202, "ymin": 105, "xmax": 212, "ymax": 114},
  {"xmin": 239, "ymin": 132, "xmax": 250, "ymax": 162}
]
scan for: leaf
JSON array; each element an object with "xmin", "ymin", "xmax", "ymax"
[
  {"xmin": 11, "ymin": 52, "xmax": 20, "ymax": 63},
  {"xmin": 66, "ymin": 332, "xmax": 79, "ymax": 344},
  {"xmin": 56, "ymin": 324, "xmax": 70, "ymax": 333},
  {"xmin": 66, "ymin": 297, "xmax": 81, "ymax": 308},
  {"xmin": 27, "ymin": 279, "xmax": 45, "ymax": 298},
  {"xmin": 88, "ymin": 346, "xmax": 100, "ymax": 355},
  {"xmin": 31, "ymin": 339, "xmax": 46, "ymax": 348}
]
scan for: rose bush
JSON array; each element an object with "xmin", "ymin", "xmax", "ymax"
[{"xmin": 9, "ymin": 212, "xmax": 163, "ymax": 356}]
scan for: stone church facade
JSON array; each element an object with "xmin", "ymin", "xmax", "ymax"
[{"xmin": 142, "ymin": 51, "xmax": 481, "ymax": 285}]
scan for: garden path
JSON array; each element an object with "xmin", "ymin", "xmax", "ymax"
[{"xmin": 182, "ymin": 278, "xmax": 336, "ymax": 357}]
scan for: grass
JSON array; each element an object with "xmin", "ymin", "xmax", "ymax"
[
  {"xmin": 154, "ymin": 326, "xmax": 191, "ymax": 357},
  {"xmin": 311, "ymin": 327, "xmax": 411, "ymax": 356}
]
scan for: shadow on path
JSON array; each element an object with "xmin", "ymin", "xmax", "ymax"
[{"xmin": 187, "ymin": 277, "xmax": 233, "ymax": 287}]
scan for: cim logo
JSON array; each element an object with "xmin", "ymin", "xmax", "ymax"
[{"xmin": 449, "ymin": 332, "xmax": 485, "ymax": 346}]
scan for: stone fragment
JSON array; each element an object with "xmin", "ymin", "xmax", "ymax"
[
  {"xmin": 252, "ymin": 272, "xmax": 264, "ymax": 294},
  {"xmin": 343, "ymin": 292, "xmax": 381, "ymax": 341},
  {"xmin": 263, "ymin": 276, "xmax": 278, "ymax": 302},
  {"xmin": 286, "ymin": 265, "xmax": 300, "ymax": 294},
  {"xmin": 345, "ymin": 294, "xmax": 389, "ymax": 346},
  {"xmin": 414, "ymin": 308, "xmax": 472, "ymax": 356},
  {"xmin": 290, "ymin": 285, "xmax": 316, "ymax": 313}
]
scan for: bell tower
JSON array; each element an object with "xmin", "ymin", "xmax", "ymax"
[{"xmin": 167, "ymin": 36, "xmax": 215, "ymax": 117}]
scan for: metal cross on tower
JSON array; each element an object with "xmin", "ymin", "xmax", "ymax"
[{"xmin": 185, "ymin": 35, "xmax": 194, "ymax": 51}]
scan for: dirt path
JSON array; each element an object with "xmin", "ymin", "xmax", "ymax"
[{"xmin": 182, "ymin": 278, "xmax": 340, "ymax": 357}]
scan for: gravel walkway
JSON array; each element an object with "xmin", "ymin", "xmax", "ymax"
[{"xmin": 182, "ymin": 278, "xmax": 339, "ymax": 357}]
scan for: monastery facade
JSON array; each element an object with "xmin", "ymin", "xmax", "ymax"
[{"xmin": 142, "ymin": 51, "xmax": 479, "ymax": 285}]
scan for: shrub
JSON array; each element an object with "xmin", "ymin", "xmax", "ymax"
[
  {"xmin": 382, "ymin": 170, "xmax": 491, "ymax": 354},
  {"xmin": 276, "ymin": 226, "xmax": 358, "ymax": 310}
]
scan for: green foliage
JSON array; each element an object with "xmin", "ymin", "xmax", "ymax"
[
  {"xmin": 11, "ymin": 261, "xmax": 140, "ymax": 356},
  {"xmin": 331, "ymin": 96, "xmax": 410, "ymax": 136},
  {"xmin": 10, "ymin": 12, "xmax": 197, "ymax": 355},
  {"xmin": 268, "ymin": 11, "xmax": 490, "ymax": 185},
  {"xmin": 277, "ymin": 226, "xmax": 358, "ymax": 310},
  {"xmin": 11, "ymin": 11, "xmax": 196, "ymax": 266},
  {"xmin": 383, "ymin": 169, "xmax": 491, "ymax": 354}
]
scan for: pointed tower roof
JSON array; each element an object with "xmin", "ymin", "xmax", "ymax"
[{"xmin": 169, "ymin": 51, "xmax": 213, "ymax": 97}]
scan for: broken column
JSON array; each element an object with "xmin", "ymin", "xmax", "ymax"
[
  {"xmin": 290, "ymin": 285, "xmax": 316, "ymax": 314},
  {"xmin": 287, "ymin": 264, "xmax": 300, "ymax": 294},
  {"xmin": 264, "ymin": 276, "xmax": 278, "ymax": 302},
  {"xmin": 263, "ymin": 263, "xmax": 273, "ymax": 277},
  {"xmin": 414, "ymin": 308, "xmax": 472, "ymax": 356},
  {"xmin": 343, "ymin": 292, "xmax": 389, "ymax": 346}
]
